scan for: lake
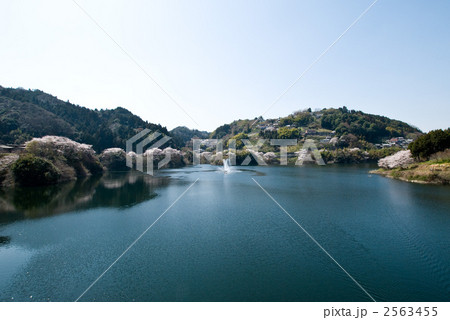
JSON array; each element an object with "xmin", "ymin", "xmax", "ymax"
[{"xmin": 0, "ymin": 164, "xmax": 449, "ymax": 302}]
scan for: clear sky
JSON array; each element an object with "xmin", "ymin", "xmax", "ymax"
[{"xmin": 1, "ymin": 0, "xmax": 449, "ymax": 132}]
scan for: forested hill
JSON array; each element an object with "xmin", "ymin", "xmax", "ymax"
[
  {"xmin": 210, "ymin": 107, "xmax": 422, "ymax": 144},
  {"xmin": 0, "ymin": 86, "xmax": 170, "ymax": 151},
  {"xmin": 169, "ymin": 126, "xmax": 209, "ymax": 147}
]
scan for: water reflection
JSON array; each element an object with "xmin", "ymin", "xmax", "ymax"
[
  {"xmin": 0, "ymin": 236, "xmax": 11, "ymax": 245},
  {"xmin": 0, "ymin": 171, "xmax": 170, "ymax": 223}
]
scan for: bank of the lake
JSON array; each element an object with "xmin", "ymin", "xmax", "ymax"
[{"xmin": 371, "ymin": 161, "xmax": 450, "ymax": 185}]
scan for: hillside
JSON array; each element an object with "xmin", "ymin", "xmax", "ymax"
[
  {"xmin": 210, "ymin": 107, "xmax": 422, "ymax": 145},
  {"xmin": 169, "ymin": 126, "xmax": 209, "ymax": 147},
  {"xmin": 0, "ymin": 86, "xmax": 171, "ymax": 151}
]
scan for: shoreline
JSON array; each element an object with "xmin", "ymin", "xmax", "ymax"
[{"xmin": 370, "ymin": 162, "xmax": 450, "ymax": 185}]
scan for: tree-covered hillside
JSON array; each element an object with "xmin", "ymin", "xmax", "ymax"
[
  {"xmin": 211, "ymin": 107, "xmax": 421, "ymax": 145},
  {"xmin": 0, "ymin": 86, "xmax": 171, "ymax": 151},
  {"xmin": 320, "ymin": 107, "xmax": 420, "ymax": 142},
  {"xmin": 209, "ymin": 119, "xmax": 254, "ymax": 139},
  {"xmin": 169, "ymin": 126, "xmax": 209, "ymax": 147}
]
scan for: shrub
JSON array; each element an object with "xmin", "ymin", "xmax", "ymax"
[{"xmin": 11, "ymin": 154, "xmax": 60, "ymax": 186}]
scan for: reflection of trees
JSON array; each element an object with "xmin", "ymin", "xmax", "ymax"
[
  {"xmin": 93, "ymin": 172, "xmax": 169, "ymax": 209},
  {"xmin": 0, "ymin": 235, "xmax": 11, "ymax": 245},
  {"xmin": 0, "ymin": 172, "xmax": 170, "ymax": 222}
]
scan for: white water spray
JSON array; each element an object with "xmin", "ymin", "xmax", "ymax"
[{"xmin": 223, "ymin": 158, "xmax": 231, "ymax": 173}]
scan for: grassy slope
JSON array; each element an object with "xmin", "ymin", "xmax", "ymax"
[{"xmin": 372, "ymin": 159, "xmax": 450, "ymax": 184}]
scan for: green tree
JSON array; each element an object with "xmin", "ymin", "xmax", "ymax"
[
  {"xmin": 408, "ymin": 129, "xmax": 450, "ymax": 160},
  {"xmin": 293, "ymin": 113, "xmax": 314, "ymax": 126},
  {"xmin": 227, "ymin": 132, "xmax": 249, "ymax": 149},
  {"xmin": 277, "ymin": 127, "xmax": 300, "ymax": 139}
]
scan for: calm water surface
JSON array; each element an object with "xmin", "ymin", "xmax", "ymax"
[{"xmin": 0, "ymin": 165, "xmax": 449, "ymax": 301}]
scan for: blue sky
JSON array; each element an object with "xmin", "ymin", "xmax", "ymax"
[{"xmin": 1, "ymin": 0, "xmax": 449, "ymax": 132}]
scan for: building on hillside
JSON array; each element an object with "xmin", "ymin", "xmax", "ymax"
[{"xmin": 382, "ymin": 137, "xmax": 413, "ymax": 148}]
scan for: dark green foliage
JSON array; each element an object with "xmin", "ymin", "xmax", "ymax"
[
  {"xmin": 210, "ymin": 124, "xmax": 231, "ymax": 139},
  {"xmin": 291, "ymin": 111, "xmax": 315, "ymax": 127},
  {"xmin": 210, "ymin": 119, "xmax": 254, "ymax": 139},
  {"xmin": 258, "ymin": 130, "xmax": 279, "ymax": 139},
  {"xmin": 337, "ymin": 134, "xmax": 358, "ymax": 148},
  {"xmin": 11, "ymin": 154, "xmax": 60, "ymax": 186},
  {"xmin": 227, "ymin": 132, "xmax": 249, "ymax": 149},
  {"xmin": 279, "ymin": 112, "xmax": 314, "ymax": 127},
  {"xmin": 0, "ymin": 86, "xmax": 173, "ymax": 151},
  {"xmin": 170, "ymin": 126, "xmax": 209, "ymax": 147},
  {"xmin": 234, "ymin": 150, "xmax": 258, "ymax": 165},
  {"xmin": 0, "ymin": 96, "xmax": 74, "ymax": 144},
  {"xmin": 367, "ymin": 147, "xmax": 402, "ymax": 160},
  {"xmin": 320, "ymin": 107, "xmax": 419, "ymax": 142},
  {"xmin": 408, "ymin": 129, "xmax": 450, "ymax": 160},
  {"xmin": 321, "ymin": 146, "xmax": 401, "ymax": 164},
  {"xmin": 81, "ymin": 153, "xmax": 104, "ymax": 175},
  {"xmin": 279, "ymin": 117, "xmax": 293, "ymax": 127},
  {"xmin": 214, "ymin": 107, "xmax": 421, "ymax": 148}
]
